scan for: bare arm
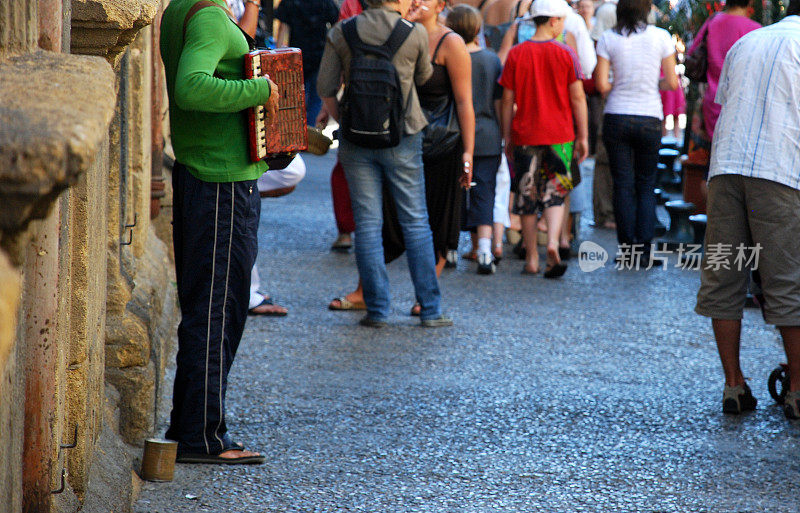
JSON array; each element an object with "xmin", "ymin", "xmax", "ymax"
[
  {"xmin": 497, "ymin": 21, "xmax": 518, "ymax": 64},
  {"xmin": 237, "ymin": 0, "xmax": 260, "ymax": 38},
  {"xmin": 276, "ymin": 21, "xmax": 289, "ymax": 47},
  {"xmin": 443, "ymin": 34, "xmax": 475, "ymax": 188},
  {"xmin": 659, "ymin": 53, "xmax": 679, "ymax": 91},
  {"xmin": 568, "ymin": 80, "xmax": 589, "ymax": 163},
  {"xmin": 593, "ymin": 56, "xmax": 611, "ymax": 95},
  {"xmin": 500, "ymin": 87, "xmax": 515, "ymax": 164},
  {"xmin": 321, "ymin": 97, "xmax": 339, "ymax": 123}
]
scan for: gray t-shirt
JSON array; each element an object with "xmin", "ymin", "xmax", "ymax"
[{"xmin": 470, "ymin": 49, "xmax": 503, "ymax": 157}]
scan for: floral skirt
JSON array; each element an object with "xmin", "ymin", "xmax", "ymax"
[{"xmin": 511, "ymin": 142, "xmax": 574, "ymax": 216}]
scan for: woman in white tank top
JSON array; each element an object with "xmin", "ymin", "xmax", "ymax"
[{"xmin": 592, "ymin": 0, "xmax": 678, "ymax": 257}]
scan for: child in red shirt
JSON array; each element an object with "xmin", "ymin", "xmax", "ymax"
[{"xmin": 499, "ymin": 0, "xmax": 588, "ymax": 278}]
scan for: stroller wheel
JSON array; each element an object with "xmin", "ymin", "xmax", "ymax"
[{"xmin": 768, "ymin": 364, "xmax": 790, "ymax": 405}]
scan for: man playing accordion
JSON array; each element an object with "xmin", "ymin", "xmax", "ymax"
[{"xmin": 160, "ymin": 0, "xmax": 278, "ymax": 464}]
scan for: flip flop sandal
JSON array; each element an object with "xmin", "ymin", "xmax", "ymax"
[
  {"xmin": 410, "ymin": 302, "xmax": 421, "ymax": 317},
  {"xmin": 558, "ymin": 247, "xmax": 571, "ymax": 261},
  {"xmin": 330, "ymin": 236, "xmax": 352, "ymax": 252},
  {"xmin": 176, "ymin": 451, "xmax": 265, "ymax": 465},
  {"xmin": 248, "ymin": 297, "xmax": 288, "ymax": 317},
  {"xmin": 543, "ymin": 263, "xmax": 568, "ymax": 279},
  {"xmin": 328, "ymin": 297, "xmax": 367, "ymax": 311}
]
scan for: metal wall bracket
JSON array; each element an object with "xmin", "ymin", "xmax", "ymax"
[
  {"xmin": 60, "ymin": 424, "xmax": 78, "ymax": 449},
  {"xmin": 120, "ymin": 229, "xmax": 133, "ymax": 246},
  {"xmin": 51, "ymin": 468, "xmax": 66, "ymax": 494},
  {"xmin": 121, "ymin": 213, "xmax": 137, "ymax": 246},
  {"xmin": 125, "ymin": 213, "xmax": 138, "ymax": 229}
]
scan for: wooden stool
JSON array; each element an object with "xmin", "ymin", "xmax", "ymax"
[
  {"xmin": 654, "ymin": 188, "xmax": 668, "ymax": 205},
  {"xmin": 658, "ymin": 200, "xmax": 695, "ymax": 249},
  {"xmin": 658, "ymin": 148, "xmax": 682, "ymax": 193},
  {"xmin": 661, "ymin": 137, "xmax": 680, "ymax": 151},
  {"xmin": 658, "ymin": 147, "xmax": 681, "ymax": 168},
  {"xmin": 654, "ymin": 217, "xmax": 667, "ymax": 238}
]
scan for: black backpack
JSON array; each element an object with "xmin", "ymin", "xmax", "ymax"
[{"xmin": 340, "ymin": 17, "xmax": 413, "ymax": 148}]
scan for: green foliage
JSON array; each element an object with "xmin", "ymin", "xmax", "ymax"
[{"xmin": 656, "ymin": 0, "xmax": 787, "ymax": 41}]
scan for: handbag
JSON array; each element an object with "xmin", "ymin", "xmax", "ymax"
[
  {"xmin": 421, "ymin": 95, "xmax": 461, "ymax": 159},
  {"xmin": 685, "ymin": 14, "xmax": 718, "ymax": 83}
]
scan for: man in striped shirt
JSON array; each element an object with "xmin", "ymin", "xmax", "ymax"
[{"xmin": 695, "ymin": 3, "xmax": 800, "ymax": 420}]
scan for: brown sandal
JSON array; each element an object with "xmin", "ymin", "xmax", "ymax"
[{"xmin": 328, "ymin": 297, "xmax": 366, "ymax": 311}]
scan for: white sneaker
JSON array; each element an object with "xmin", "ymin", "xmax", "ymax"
[
  {"xmin": 445, "ymin": 249, "xmax": 458, "ymax": 268},
  {"xmin": 476, "ymin": 253, "xmax": 496, "ymax": 275}
]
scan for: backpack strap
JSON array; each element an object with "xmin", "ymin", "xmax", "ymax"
[
  {"xmin": 343, "ymin": 17, "xmax": 413, "ymax": 60},
  {"xmin": 513, "ymin": 0, "xmax": 523, "ymax": 18},
  {"xmin": 342, "ymin": 18, "xmax": 376, "ymax": 58},
  {"xmin": 382, "ymin": 18, "xmax": 414, "ymax": 58}
]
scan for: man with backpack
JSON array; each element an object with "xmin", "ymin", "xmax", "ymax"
[{"xmin": 317, "ymin": 0, "xmax": 453, "ymax": 328}]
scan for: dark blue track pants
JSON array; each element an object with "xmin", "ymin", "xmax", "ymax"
[{"xmin": 166, "ymin": 162, "xmax": 260, "ymax": 455}]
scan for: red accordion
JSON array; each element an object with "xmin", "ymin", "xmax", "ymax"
[{"xmin": 243, "ymin": 48, "xmax": 309, "ymax": 163}]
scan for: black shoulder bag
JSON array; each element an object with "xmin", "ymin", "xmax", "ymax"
[
  {"xmin": 421, "ymin": 32, "xmax": 462, "ymax": 160},
  {"xmin": 685, "ymin": 14, "xmax": 718, "ymax": 83}
]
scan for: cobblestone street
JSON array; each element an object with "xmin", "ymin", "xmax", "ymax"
[{"xmin": 135, "ymin": 151, "xmax": 800, "ymax": 512}]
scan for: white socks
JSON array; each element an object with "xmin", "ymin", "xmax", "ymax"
[{"xmin": 477, "ymin": 237, "xmax": 492, "ymax": 256}]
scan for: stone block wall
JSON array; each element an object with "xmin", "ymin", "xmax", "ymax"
[
  {"xmin": 103, "ymin": 25, "xmax": 178, "ymax": 447},
  {"xmin": 63, "ymin": 137, "xmax": 111, "ymax": 498},
  {"xmin": 0, "ymin": 0, "xmax": 179, "ymax": 510},
  {"xmin": 0, "ymin": 45, "xmax": 116, "ymax": 512},
  {"xmin": 0, "ymin": 1, "xmax": 38, "ymax": 58}
]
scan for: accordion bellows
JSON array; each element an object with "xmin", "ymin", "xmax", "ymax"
[{"xmin": 244, "ymin": 48, "xmax": 309, "ymax": 163}]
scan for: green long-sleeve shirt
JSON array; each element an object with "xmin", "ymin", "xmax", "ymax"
[{"xmin": 160, "ymin": 0, "xmax": 271, "ymax": 182}]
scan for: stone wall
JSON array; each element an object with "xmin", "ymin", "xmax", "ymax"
[
  {"xmin": 104, "ymin": 25, "xmax": 178, "ymax": 447},
  {"xmin": 0, "ymin": 0, "xmax": 178, "ymax": 511},
  {"xmin": 63, "ymin": 136, "xmax": 111, "ymax": 499},
  {"xmin": 0, "ymin": 44, "xmax": 116, "ymax": 513},
  {"xmin": 0, "ymin": 1, "xmax": 38, "ymax": 59}
]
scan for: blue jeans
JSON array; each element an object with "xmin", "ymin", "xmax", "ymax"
[
  {"xmin": 602, "ymin": 114, "xmax": 662, "ymax": 246},
  {"xmin": 339, "ymin": 133, "xmax": 442, "ymax": 321},
  {"xmin": 304, "ymin": 71, "xmax": 321, "ymax": 126}
]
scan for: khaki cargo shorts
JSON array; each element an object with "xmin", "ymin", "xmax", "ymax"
[{"xmin": 696, "ymin": 174, "xmax": 800, "ymax": 326}]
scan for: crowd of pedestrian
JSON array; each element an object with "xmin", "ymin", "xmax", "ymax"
[{"xmin": 157, "ymin": 0, "xmax": 800, "ymax": 466}]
